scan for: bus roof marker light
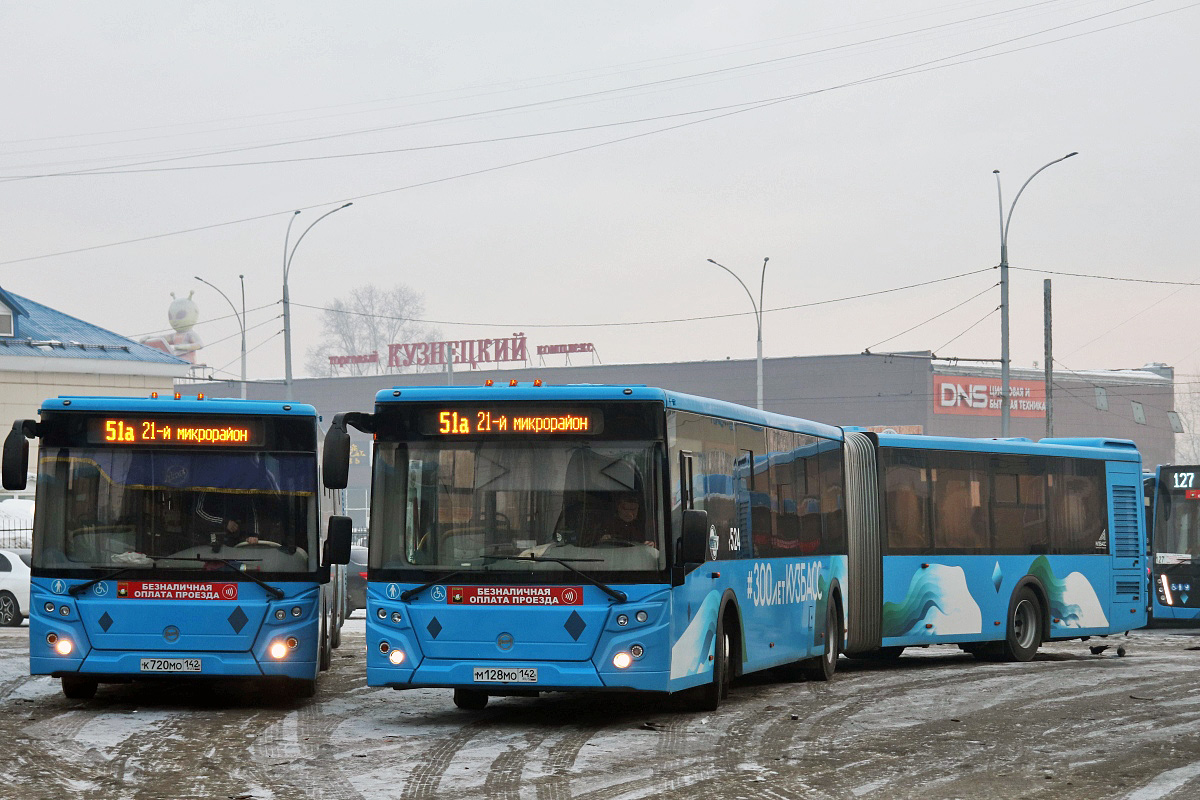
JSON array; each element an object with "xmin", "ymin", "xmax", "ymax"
[
  {"xmin": 623, "ymin": 388, "xmax": 633, "ymax": 395},
  {"xmin": 197, "ymin": 393, "xmax": 205, "ymax": 400},
  {"xmin": 393, "ymin": 391, "xmax": 400, "ymax": 397},
  {"xmin": 282, "ymin": 405, "xmax": 292, "ymax": 411},
  {"xmin": 174, "ymin": 392, "xmax": 181, "ymax": 400},
  {"xmin": 485, "ymin": 380, "xmax": 494, "ymax": 386},
  {"xmin": 151, "ymin": 392, "xmax": 159, "ymax": 399},
  {"xmin": 62, "ymin": 400, "xmax": 71, "ymax": 406},
  {"xmin": 509, "ymin": 379, "xmax": 519, "ymax": 387},
  {"xmin": 533, "ymin": 379, "xmax": 542, "ymax": 387}
]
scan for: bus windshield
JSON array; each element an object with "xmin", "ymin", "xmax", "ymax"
[
  {"xmin": 1156, "ymin": 484, "xmax": 1200, "ymax": 563},
  {"xmin": 370, "ymin": 440, "xmax": 664, "ymax": 575},
  {"xmin": 33, "ymin": 448, "xmax": 318, "ymax": 573}
]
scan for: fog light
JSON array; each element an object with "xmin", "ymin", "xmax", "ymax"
[
  {"xmin": 59, "ymin": 606, "xmax": 71, "ymax": 617},
  {"xmin": 379, "ymin": 641, "xmax": 390, "ymax": 654},
  {"xmin": 46, "ymin": 632, "xmax": 58, "ymax": 645},
  {"xmin": 269, "ymin": 641, "xmax": 288, "ymax": 660},
  {"xmin": 616, "ymin": 614, "xmax": 629, "ymax": 627},
  {"xmin": 286, "ymin": 637, "xmax": 299, "ymax": 649},
  {"xmin": 274, "ymin": 609, "xmax": 286, "ymax": 620},
  {"xmin": 291, "ymin": 606, "xmax": 302, "ymax": 617},
  {"xmin": 388, "ymin": 649, "xmax": 405, "ymax": 665},
  {"xmin": 636, "ymin": 610, "xmax": 648, "ymax": 623},
  {"xmin": 613, "ymin": 651, "xmax": 633, "ymax": 669},
  {"xmin": 630, "ymin": 644, "xmax": 644, "ymax": 659},
  {"xmin": 44, "ymin": 601, "xmax": 55, "ymax": 613},
  {"xmin": 391, "ymin": 612, "xmax": 403, "ymax": 624},
  {"xmin": 377, "ymin": 608, "xmax": 388, "ymax": 619},
  {"xmin": 55, "ymin": 639, "xmax": 74, "ymax": 656}
]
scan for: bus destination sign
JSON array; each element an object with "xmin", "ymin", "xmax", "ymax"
[
  {"xmin": 418, "ymin": 407, "xmax": 603, "ymax": 436},
  {"xmin": 86, "ymin": 417, "xmax": 265, "ymax": 447}
]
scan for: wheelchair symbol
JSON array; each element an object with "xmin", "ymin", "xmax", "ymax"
[
  {"xmin": 431, "ymin": 586, "xmax": 446, "ymax": 602},
  {"xmin": 93, "ymin": 582, "xmax": 109, "ymax": 597}
]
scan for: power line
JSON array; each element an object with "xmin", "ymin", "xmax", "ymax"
[
  {"xmin": 2, "ymin": 1, "xmax": 1192, "ymax": 267},
  {"xmin": 866, "ymin": 281, "xmax": 998, "ymax": 351},
  {"xmin": 289, "ymin": 268, "xmax": 993, "ymax": 330}
]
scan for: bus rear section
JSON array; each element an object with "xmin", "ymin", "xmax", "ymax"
[
  {"xmin": 1147, "ymin": 465, "xmax": 1200, "ymax": 624},
  {"xmin": 2, "ymin": 395, "xmax": 351, "ymax": 699},
  {"xmin": 860, "ymin": 435, "xmax": 1147, "ymax": 660}
]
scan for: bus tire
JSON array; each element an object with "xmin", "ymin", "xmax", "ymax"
[
  {"xmin": 804, "ymin": 599, "xmax": 842, "ymax": 681},
  {"xmin": 319, "ymin": 597, "xmax": 332, "ymax": 672},
  {"xmin": 453, "ymin": 688, "xmax": 489, "ymax": 710},
  {"xmin": 690, "ymin": 613, "xmax": 733, "ymax": 712},
  {"xmin": 61, "ymin": 675, "xmax": 97, "ymax": 700},
  {"xmin": 1001, "ymin": 586, "xmax": 1043, "ymax": 662},
  {"xmin": 0, "ymin": 591, "xmax": 22, "ymax": 627},
  {"xmin": 330, "ymin": 570, "xmax": 343, "ymax": 650}
]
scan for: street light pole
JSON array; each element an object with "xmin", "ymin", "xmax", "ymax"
[
  {"xmin": 282, "ymin": 203, "xmax": 352, "ymax": 400},
  {"xmin": 194, "ymin": 274, "xmax": 247, "ymax": 399},
  {"xmin": 994, "ymin": 152, "xmax": 1076, "ymax": 437},
  {"xmin": 707, "ymin": 257, "xmax": 769, "ymax": 411}
]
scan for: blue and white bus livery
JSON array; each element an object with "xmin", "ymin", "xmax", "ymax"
[{"xmin": 2, "ymin": 394, "xmax": 353, "ymax": 699}]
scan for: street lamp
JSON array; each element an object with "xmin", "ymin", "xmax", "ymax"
[
  {"xmin": 706, "ymin": 257, "xmax": 769, "ymax": 410},
  {"xmin": 995, "ymin": 152, "xmax": 1077, "ymax": 437},
  {"xmin": 194, "ymin": 274, "xmax": 247, "ymax": 399},
  {"xmin": 282, "ymin": 202, "xmax": 353, "ymax": 400}
]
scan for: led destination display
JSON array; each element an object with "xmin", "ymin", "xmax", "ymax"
[
  {"xmin": 86, "ymin": 417, "xmax": 265, "ymax": 447},
  {"xmin": 417, "ymin": 407, "xmax": 603, "ymax": 436}
]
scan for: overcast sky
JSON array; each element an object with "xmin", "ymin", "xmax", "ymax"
[{"xmin": 2, "ymin": 1, "xmax": 1197, "ymax": 396}]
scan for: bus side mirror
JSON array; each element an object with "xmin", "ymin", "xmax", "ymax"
[
  {"xmin": 2, "ymin": 420, "xmax": 31, "ymax": 491},
  {"xmin": 322, "ymin": 416, "xmax": 352, "ymax": 490},
  {"xmin": 325, "ymin": 515, "xmax": 353, "ymax": 566},
  {"xmin": 680, "ymin": 509, "xmax": 710, "ymax": 565}
]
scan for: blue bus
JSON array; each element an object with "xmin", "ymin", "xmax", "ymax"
[
  {"xmin": 321, "ymin": 384, "xmax": 1146, "ymax": 711},
  {"xmin": 1145, "ymin": 464, "xmax": 1200, "ymax": 624},
  {"xmin": 2, "ymin": 394, "xmax": 353, "ymax": 699}
]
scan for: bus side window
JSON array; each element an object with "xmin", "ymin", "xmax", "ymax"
[{"xmin": 884, "ymin": 450, "xmax": 931, "ymax": 553}]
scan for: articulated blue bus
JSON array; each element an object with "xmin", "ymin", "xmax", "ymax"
[
  {"xmin": 322, "ymin": 384, "xmax": 1146, "ymax": 711},
  {"xmin": 2, "ymin": 394, "xmax": 352, "ymax": 699},
  {"xmin": 1145, "ymin": 464, "xmax": 1200, "ymax": 624}
]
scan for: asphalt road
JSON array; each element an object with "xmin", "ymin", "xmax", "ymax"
[{"xmin": 1, "ymin": 616, "xmax": 1198, "ymax": 800}]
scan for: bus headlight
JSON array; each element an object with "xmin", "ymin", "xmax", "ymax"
[
  {"xmin": 613, "ymin": 651, "xmax": 633, "ymax": 669},
  {"xmin": 630, "ymin": 644, "xmax": 644, "ymax": 659},
  {"xmin": 388, "ymin": 649, "xmax": 405, "ymax": 665},
  {"xmin": 44, "ymin": 602, "xmax": 56, "ymax": 613},
  {"xmin": 377, "ymin": 608, "xmax": 388, "ymax": 619},
  {"xmin": 636, "ymin": 610, "xmax": 648, "ymax": 623},
  {"xmin": 616, "ymin": 614, "xmax": 629, "ymax": 627},
  {"xmin": 291, "ymin": 606, "xmax": 302, "ymax": 617},
  {"xmin": 54, "ymin": 638, "xmax": 74, "ymax": 656},
  {"xmin": 269, "ymin": 641, "xmax": 289, "ymax": 660},
  {"xmin": 274, "ymin": 609, "xmax": 286, "ymax": 620}
]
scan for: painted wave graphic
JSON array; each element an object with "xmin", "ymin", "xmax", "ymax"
[
  {"xmin": 882, "ymin": 564, "xmax": 983, "ymax": 637},
  {"xmin": 670, "ymin": 590, "xmax": 720, "ymax": 679},
  {"xmin": 1027, "ymin": 556, "xmax": 1109, "ymax": 629}
]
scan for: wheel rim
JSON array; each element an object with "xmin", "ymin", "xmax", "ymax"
[
  {"xmin": 825, "ymin": 609, "xmax": 836, "ymax": 666},
  {"xmin": 720, "ymin": 632, "xmax": 732, "ymax": 697},
  {"xmin": 0, "ymin": 596, "xmax": 14, "ymax": 624},
  {"xmin": 1013, "ymin": 599, "xmax": 1037, "ymax": 650}
]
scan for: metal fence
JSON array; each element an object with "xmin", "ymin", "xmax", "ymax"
[{"xmin": 0, "ymin": 518, "xmax": 32, "ymax": 549}]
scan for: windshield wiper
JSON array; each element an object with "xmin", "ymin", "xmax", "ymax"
[
  {"xmin": 68, "ymin": 556, "xmax": 171, "ymax": 596},
  {"xmin": 484, "ymin": 555, "xmax": 628, "ymax": 603},
  {"xmin": 185, "ymin": 557, "xmax": 285, "ymax": 599}
]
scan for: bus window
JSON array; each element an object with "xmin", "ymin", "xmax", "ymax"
[
  {"xmin": 930, "ymin": 452, "xmax": 990, "ymax": 552},
  {"xmin": 883, "ymin": 449, "xmax": 931, "ymax": 553}
]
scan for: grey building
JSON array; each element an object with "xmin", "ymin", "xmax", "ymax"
[{"xmin": 189, "ymin": 351, "xmax": 1176, "ymax": 531}]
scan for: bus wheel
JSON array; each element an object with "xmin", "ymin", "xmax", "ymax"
[
  {"xmin": 690, "ymin": 616, "xmax": 733, "ymax": 712},
  {"xmin": 805, "ymin": 600, "xmax": 842, "ymax": 681},
  {"xmin": 453, "ymin": 688, "xmax": 489, "ymax": 710},
  {"xmin": 0, "ymin": 591, "xmax": 21, "ymax": 627},
  {"xmin": 319, "ymin": 600, "xmax": 332, "ymax": 672},
  {"xmin": 1002, "ymin": 587, "xmax": 1043, "ymax": 662},
  {"xmin": 61, "ymin": 675, "xmax": 97, "ymax": 700}
]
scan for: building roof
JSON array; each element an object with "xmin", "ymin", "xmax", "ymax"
[{"xmin": 0, "ymin": 288, "xmax": 187, "ymax": 366}]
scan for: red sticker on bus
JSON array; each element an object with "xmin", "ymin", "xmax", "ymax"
[
  {"xmin": 1187, "ymin": 490, "xmax": 1200, "ymax": 499},
  {"xmin": 116, "ymin": 582, "xmax": 238, "ymax": 601},
  {"xmin": 446, "ymin": 586, "xmax": 583, "ymax": 605}
]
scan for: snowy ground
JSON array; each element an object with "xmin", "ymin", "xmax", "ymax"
[{"xmin": 1, "ymin": 615, "xmax": 1199, "ymax": 800}]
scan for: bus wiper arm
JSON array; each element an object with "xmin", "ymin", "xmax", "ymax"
[
  {"xmin": 67, "ymin": 555, "xmax": 173, "ymax": 596},
  {"xmin": 400, "ymin": 570, "xmax": 473, "ymax": 603},
  {"xmin": 485, "ymin": 556, "xmax": 628, "ymax": 603},
  {"xmin": 188, "ymin": 557, "xmax": 286, "ymax": 599}
]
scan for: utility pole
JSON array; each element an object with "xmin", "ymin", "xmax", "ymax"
[{"xmin": 1044, "ymin": 279, "xmax": 1053, "ymax": 438}]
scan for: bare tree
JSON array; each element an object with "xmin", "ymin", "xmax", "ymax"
[{"xmin": 304, "ymin": 284, "xmax": 440, "ymax": 377}]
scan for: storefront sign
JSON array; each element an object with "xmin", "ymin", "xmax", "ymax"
[
  {"xmin": 933, "ymin": 375, "xmax": 1046, "ymax": 417},
  {"xmin": 387, "ymin": 334, "xmax": 528, "ymax": 369}
]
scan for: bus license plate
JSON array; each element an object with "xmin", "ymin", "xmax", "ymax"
[
  {"xmin": 140, "ymin": 658, "xmax": 202, "ymax": 673},
  {"xmin": 473, "ymin": 667, "xmax": 537, "ymax": 683}
]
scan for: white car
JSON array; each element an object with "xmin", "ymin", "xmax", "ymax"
[{"xmin": 0, "ymin": 548, "xmax": 31, "ymax": 627}]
